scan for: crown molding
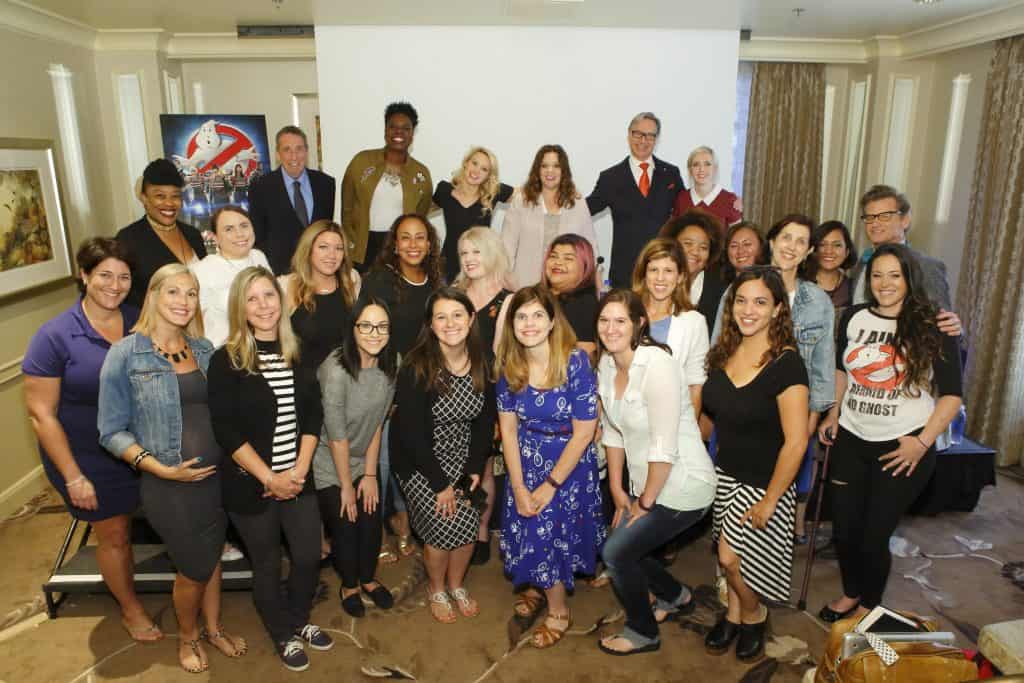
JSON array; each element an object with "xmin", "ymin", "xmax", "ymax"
[
  {"xmin": 740, "ymin": 37, "xmax": 868, "ymax": 64},
  {"xmin": 865, "ymin": 35, "xmax": 902, "ymax": 59},
  {"xmin": 165, "ymin": 33, "xmax": 315, "ymax": 60},
  {"xmin": 94, "ymin": 28, "xmax": 169, "ymax": 52},
  {"xmin": 898, "ymin": 1, "xmax": 1024, "ymax": 59},
  {"xmin": 0, "ymin": 0, "xmax": 96, "ymax": 50}
]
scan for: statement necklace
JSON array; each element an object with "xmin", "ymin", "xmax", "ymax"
[{"xmin": 154, "ymin": 340, "xmax": 190, "ymax": 363}]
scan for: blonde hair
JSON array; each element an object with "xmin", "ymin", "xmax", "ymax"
[
  {"xmin": 686, "ymin": 145, "xmax": 719, "ymax": 186},
  {"xmin": 452, "ymin": 147, "xmax": 501, "ymax": 214},
  {"xmin": 453, "ymin": 227, "xmax": 515, "ymax": 291},
  {"xmin": 224, "ymin": 266, "xmax": 300, "ymax": 373},
  {"xmin": 287, "ymin": 220, "xmax": 356, "ymax": 313},
  {"xmin": 133, "ymin": 263, "xmax": 204, "ymax": 338},
  {"xmin": 495, "ymin": 286, "xmax": 577, "ymax": 392}
]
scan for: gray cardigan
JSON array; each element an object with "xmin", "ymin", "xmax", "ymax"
[{"xmin": 311, "ymin": 356, "xmax": 395, "ymax": 490}]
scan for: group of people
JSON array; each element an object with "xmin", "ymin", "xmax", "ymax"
[{"xmin": 22, "ymin": 101, "xmax": 967, "ymax": 673}]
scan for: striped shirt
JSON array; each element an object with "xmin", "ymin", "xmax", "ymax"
[{"xmin": 258, "ymin": 346, "xmax": 298, "ymax": 472}]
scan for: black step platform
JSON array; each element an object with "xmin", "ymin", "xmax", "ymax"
[{"xmin": 43, "ymin": 518, "xmax": 252, "ymax": 618}]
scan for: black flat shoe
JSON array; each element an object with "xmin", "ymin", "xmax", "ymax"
[
  {"xmin": 471, "ymin": 540, "xmax": 490, "ymax": 565},
  {"xmin": 818, "ymin": 602, "xmax": 859, "ymax": 623},
  {"xmin": 361, "ymin": 583, "xmax": 394, "ymax": 610},
  {"xmin": 704, "ymin": 616, "xmax": 741, "ymax": 654},
  {"xmin": 736, "ymin": 616, "xmax": 768, "ymax": 662},
  {"xmin": 597, "ymin": 636, "xmax": 661, "ymax": 656},
  {"xmin": 340, "ymin": 589, "xmax": 365, "ymax": 618}
]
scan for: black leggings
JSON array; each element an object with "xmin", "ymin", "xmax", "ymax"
[
  {"xmin": 828, "ymin": 426, "xmax": 935, "ymax": 608},
  {"xmin": 317, "ymin": 480, "xmax": 383, "ymax": 588},
  {"xmin": 229, "ymin": 494, "xmax": 321, "ymax": 645}
]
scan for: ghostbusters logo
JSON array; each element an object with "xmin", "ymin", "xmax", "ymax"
[{"xmin": 846, "ymin": 344, "xmax": 905, "ymax": 391}]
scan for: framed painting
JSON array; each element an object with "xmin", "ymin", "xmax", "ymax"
[{"xmin": 0, "ymin": 139, "xmax": 72, "ymax": 298}]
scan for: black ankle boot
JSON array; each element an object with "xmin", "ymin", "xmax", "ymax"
[
  {"xmin": 704, "ymin": 616, "xmax": 741, "ymax": 654},
  {"xmin": 735, "ymin": 614, "xmax": 768, "ymax": 662}
]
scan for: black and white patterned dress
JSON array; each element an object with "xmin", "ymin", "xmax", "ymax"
[{"xmin": 401, "ymin": 372, "xmax": 484, "ymax": 550}]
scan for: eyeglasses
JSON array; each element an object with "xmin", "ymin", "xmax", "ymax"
[
  {"xmin": 629, "ymin": 130, "xmax": 658, "ymax": 142},
  {"xmin": 355, "ymin": 322, "xmax": 390, "ymax": 336},
  {"xmin": 860, "ymin": 210, "xmax": 903, "ymax": 224}
]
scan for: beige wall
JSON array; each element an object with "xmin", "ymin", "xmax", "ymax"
[
  {"xmin": 820, "ymin": 42, "xmax": 995, "ymax": 302},
  {"xmin": 180, "ymin": 59, "xmax": 318, "ymax": 168},
  {"xmin": 0, "ymin": 26, "xmax": 115, "ymax": 515}
]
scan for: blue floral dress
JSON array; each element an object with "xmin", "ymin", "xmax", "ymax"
[{"xmin": 497, "ymin": 349, "xmax": 605, "ymax": 590}]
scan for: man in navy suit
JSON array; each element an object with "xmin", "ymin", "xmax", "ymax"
[
  {"xmin": 250, "ymin": 125, "xmax": 336, "ymax": 274},
  {"xmin": 587, "ymin": 112, "xmax": 685, "ymax": 288}
]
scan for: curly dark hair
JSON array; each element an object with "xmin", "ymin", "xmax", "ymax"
[
  {"xmin": 863, "ymin": 243, "xmax": 943, "ymax": 397},
  {"xmin": 706, "ymin": 266, "xmax": 797, "ymax": 372},
  {"xmin": 371, "ymin": 213, "xmax": 444, "ymax": 303},
  {"xmin": 720, "ymin": 220, "xmax": 769, "ymax": 283},
  {"xmin": 658, "ymin": 209, "xmax": 723, "ymax": 269},
  {"xmin": 522, "ymin": 144, "xmax": 577, "ymax": 209},
  {"xmin": 803, "ymin": 220, "xmax": 857, "ymax": 280},
  {"xmin": 385, "ymin": 101, "xmax": 419, "ymax": 128}
]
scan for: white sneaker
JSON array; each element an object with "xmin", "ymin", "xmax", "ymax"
[{"xmin": 220, "ymin": 543, "xmax": 244, "ymax": 562}]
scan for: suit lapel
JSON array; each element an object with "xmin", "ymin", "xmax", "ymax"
[{"xmin": 275, "ymin": 167, "xmax": 305, "ymax": 228}]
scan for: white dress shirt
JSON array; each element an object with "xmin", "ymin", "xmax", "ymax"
[
  {"xmin": 629, "ymin": 155, "xmax": 655, "ymax": 188},
  {"xmin": 599, "ymin": 345, "xmax": 716, "ymax": 511}
]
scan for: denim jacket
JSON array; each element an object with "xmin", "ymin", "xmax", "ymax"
[
  {"xmin": 98, "ymin": 332, "xmax": 215, "ymax": 467},
  {"xmin": 711, "ymin": 279, "xmax": 835, "ymax": 413}
]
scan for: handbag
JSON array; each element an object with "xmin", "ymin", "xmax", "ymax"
[{"xmin": 814, "ymin": 612, "xmax": 978, "ymax": 683}]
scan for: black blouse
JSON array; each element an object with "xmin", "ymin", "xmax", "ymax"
[
  {"xmin": 434, "ymin": 180, "xmax": 514, "ymax": 282},
  {"xmin": 290, "ymin": 290, "xmax": 352, "ymax": 373},
  {"xmin": 360, "ymin": 267, "xmax": 436, "ymax": 356},
  {"xmin": 703, "ymin": 349, "xmax": 808, "ymax": 489},
  {"xmin": 557, "ymin": 287, "xmax": 599, "ymax": 343},
  {"xmin": 115, "ymin": 217, "xmax": 207, "ymax": 308}
]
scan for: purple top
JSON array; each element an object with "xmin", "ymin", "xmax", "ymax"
[{"xmin": 23, "ymin": 300, "xmax": 139, "ymax": 489}]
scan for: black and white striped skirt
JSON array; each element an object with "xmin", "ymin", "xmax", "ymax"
[{"xmin": 711, "ymin": 468, "xmax": 796, "ymax": 604}]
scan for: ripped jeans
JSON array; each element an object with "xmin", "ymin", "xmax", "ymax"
[{"xmin": 829, "ymin": 426, "xmax": 935, "ymax": 608}]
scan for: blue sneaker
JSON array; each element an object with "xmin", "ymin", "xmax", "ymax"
[
  {"xmin": 295, "ymin": 623, "xmax": 334, "ymax": 651},
  {"xmin": 277, "ymin": 638, "xmax": 309, "ymax": 672}
]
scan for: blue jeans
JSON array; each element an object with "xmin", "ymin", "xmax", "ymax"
[{"xmin": 603, "ymin": 502, "xmax": 707, "ymax": 640}]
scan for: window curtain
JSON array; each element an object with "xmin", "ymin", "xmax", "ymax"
[
  {"xmin": 742, "ymin": 62, "xmax": 826, "ymax": 225},
  {"xmin": 958, "ymin": 35, "xmax": 1024, "ymax": 467}
]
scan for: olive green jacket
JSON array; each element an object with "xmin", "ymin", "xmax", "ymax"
[{"xmin": 340, "ymin": 148, "xmax": 433, "ymax": 264}]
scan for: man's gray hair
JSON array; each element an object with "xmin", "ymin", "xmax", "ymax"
[{"xmin": 628, "ymin": 112, "xmax": 661, "ymax": 136}]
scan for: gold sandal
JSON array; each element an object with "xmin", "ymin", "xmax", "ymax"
[
  {"xmin": 378, "ymin": 542, "xmax": 398, "ymax": 564},
  {"xmin": 532, "ymin": 612, "xmax": 571, "ymax": 649},
  {"xmin": 201, "ymin": 626, "xmax": 248, "ymax": 658},
  {"xmin": 179, "ymin": 638, "xmax": 209, "ymax": 674},
  {"xmin": 397, "ymin": 534, "xmax": 417, "ymax": 557}
]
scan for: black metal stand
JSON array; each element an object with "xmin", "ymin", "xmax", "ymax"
[{"xmin": 797, "ymin": 444, "xmax": 832, "ymax": 611}]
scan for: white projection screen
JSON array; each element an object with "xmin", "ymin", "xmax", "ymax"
[{"xmin": 316, "ymin": 25, "xmax": 740, "ymax": 264}]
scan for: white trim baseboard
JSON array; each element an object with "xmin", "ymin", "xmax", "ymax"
[{"xmin": 0, "ymin": 465, "xmax": 46, "ymax": 519}]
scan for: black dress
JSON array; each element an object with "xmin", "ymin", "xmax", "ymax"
[
  {"xmin": 434, "ymin": 180, "xmax": 514, "ymax": 282},
  {"xmin": 475, "ymin": 289, "xmax": 512, "ymax": 362},
  {"xmin": 557, "ymin": 286, "xmax": 599, "ymax": 343},
  {"xmin": 290, "ymin": 290, "xmax": 352, "ymax": 373}
]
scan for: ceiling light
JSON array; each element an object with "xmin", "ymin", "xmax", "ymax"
[{"xmin": 914, "ymin": 0, "xmax": 942, "ymax": 5}]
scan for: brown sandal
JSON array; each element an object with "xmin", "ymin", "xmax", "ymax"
[
  {"xmin": 121, "ymin": 616, "xmax": 163, "ymax": 642},
  {"xmin": 532, "ymin": 612, "xmax": 571, "ymax": 648},
  {"xmin": 513, "ymin": 590, "xmax": 546, "ymax": 618},
  {"xmin": 202, "ymin": 626, "xmax": 248, "ymax": 658},
  {"xmin": 179, "ymin": 638, "xmax": 209, "ymax": 674}
]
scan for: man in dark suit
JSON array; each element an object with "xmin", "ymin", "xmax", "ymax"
[
  {"xmin": 250, "ymin": 125, "xmax": 336, "ymax": 274},
  {"xmin": 586, "ymin": 112, "xmax": 684, "ymax": 288},
  {"xmin": 850, "ymin": 184, "xmax": 962, "ymax": 335}
]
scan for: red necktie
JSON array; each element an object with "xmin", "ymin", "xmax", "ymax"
[{"xmin": 639, "ymin": 162, "xmax": 650, "ymax": 198}]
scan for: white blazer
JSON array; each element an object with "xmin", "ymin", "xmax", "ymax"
[
  {"xmin": 664, "ymin": 310, "xmax": 710, "ymax": 388},
  {"xmin": 599, "ymin": 345, "xmax": 716, "ymax": 511}
]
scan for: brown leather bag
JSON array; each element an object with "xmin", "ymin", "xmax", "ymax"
[{"xmin": 814, "ymin": 613, "xmax": 978, "ymax": 683}]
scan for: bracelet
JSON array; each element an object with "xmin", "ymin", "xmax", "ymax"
[
  {"xmin": 914, "ymin": 435, "xmax": 929, "ymax": 450},
  {"xmin": 545, "ymin": 475, "xmax": 563, "ymax": 489},
  {"xmin": 637, "ymin": 498, "xmax": 653, "ymax": 512},
  {"xmin": 65, "ymin": 476, "xmax": 86, "ymax": 488},
  {"xmin": 132, "ymin": 450, "xmax": 151, "ymax": 470},
  {"xmin": 363, "ymin": 474, "xmax": 377, "ymax": 478}
]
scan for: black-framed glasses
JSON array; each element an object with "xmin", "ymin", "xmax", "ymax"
[
  {"xmin": 860, "ymin": 210, "xmax": 903, "ymax": 224},
  {"xmin": 355, "ymin": 321, "xmax": 390, "ymax": 336},
  {"xmin": 629, "ymin": 130, "xmax": 657, "ymax": 142}
]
